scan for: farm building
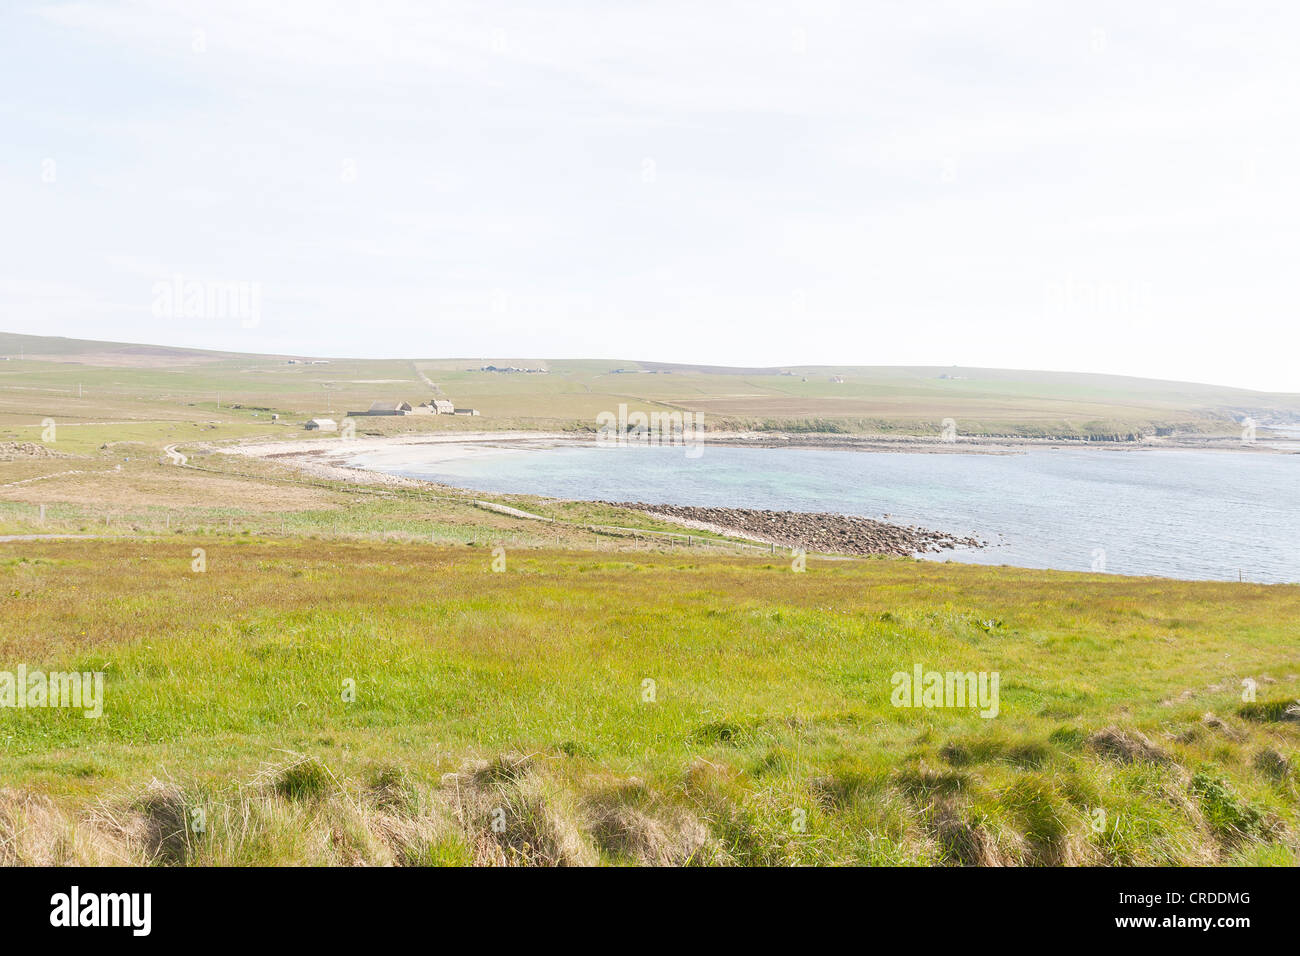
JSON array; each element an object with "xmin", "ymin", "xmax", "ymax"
[
  {"xmin": 354, "ymin": 401, "xmax": 412, "ymax": 416},
  {"xmin": 348, "ymin": 398, "xmax": 464, "ymax": 416},
  {"xmin": 304, "ymin": 418, "xmax": 337, "ymax": 431},
  {"xmin": 410, "ymin": 399, "xmax": 455, "ymax": 415},
  {"xmin": 410, "ymin": 399, "xmax": 456, "ymax": 414}
]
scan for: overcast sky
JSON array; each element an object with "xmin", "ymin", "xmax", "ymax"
[{"xmin": 2, "ymin": 1, "xmax": 1297, "ymax": 390}]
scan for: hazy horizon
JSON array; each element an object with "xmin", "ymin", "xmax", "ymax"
[
  {"xmin": 5, "ymin": 328, "xmax": 1299, "ymax": 396},
  {"xmin": 4, "ymin": 2, "xmax": 1298, "ymax": 391}
]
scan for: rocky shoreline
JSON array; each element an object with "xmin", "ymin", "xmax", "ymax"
[
  {"xmin": 610, "ymin": 502, "xmax": 986, "ymax": 557},
  {"xmin": 0, "ymin": 441, "xmax": 77, "ymax": 461}
]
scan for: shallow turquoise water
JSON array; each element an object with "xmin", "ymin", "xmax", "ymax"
[{"xmin": 346, "ymin": 443, "xmax": 1300, "ymax": 583}]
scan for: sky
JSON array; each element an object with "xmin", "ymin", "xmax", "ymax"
[{"xmin": 1, "ymin": 1, "xmax": 1297, "ymax": 391}]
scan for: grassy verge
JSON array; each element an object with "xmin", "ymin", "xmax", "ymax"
[{"xmin": 2, "ymin": 540, "xmax": 1297, "ymax": 865}]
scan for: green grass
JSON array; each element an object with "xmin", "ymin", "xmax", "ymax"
[
  {"xmin": 1, "ymin": 539, "xmax": 1296, "ymax": 865},
  {"xmin": 1, "ymin": 332, "xmax": 1298, "ymax": 865},
  {"xmin": 5, "ymin": 330, "xmax": 1298, "ymax": 439}
]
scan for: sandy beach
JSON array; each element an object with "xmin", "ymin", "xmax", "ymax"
[
  {"xmin": 214, "ymin": 427, "xmax": 1296, "ymax": 492},
  {"xmin": 214, "ymin": 431, "xmax": 579, "ymax": 487}
]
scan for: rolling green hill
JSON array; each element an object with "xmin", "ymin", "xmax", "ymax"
[{"xmin": 3, "ymin": 332, "xmax": 1297, "ymax": 440}]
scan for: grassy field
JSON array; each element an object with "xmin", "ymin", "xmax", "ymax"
[
  {"xmin": 2, "ymin": 546, "xmax": 1300, "ymax": 868},
  {"xmin": 1, "ymin": 540, "xmax": 1297, "ymax": 866},
  {"xmin": 5, "ymin": 331, "xmax": 1299, "ymax": 443},
  {"xmin": 1, "ymin": 331, "xmax": 1298, "ymax": 867}
]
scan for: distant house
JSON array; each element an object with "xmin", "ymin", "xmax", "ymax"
[
  {"xmin": 345, "ymin": 398, "xmax": 479, "ymax": 417},
  {"xmin": 305, "ymin": 418, "xmax": 337, "ymax": 431},
  {"xmin": 358, "ymin": 401, "xmax": 412, "ymax": 416},
  {"xmin": 410, "ymin": 398, "xmax": 455, "ymax": 415}
]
